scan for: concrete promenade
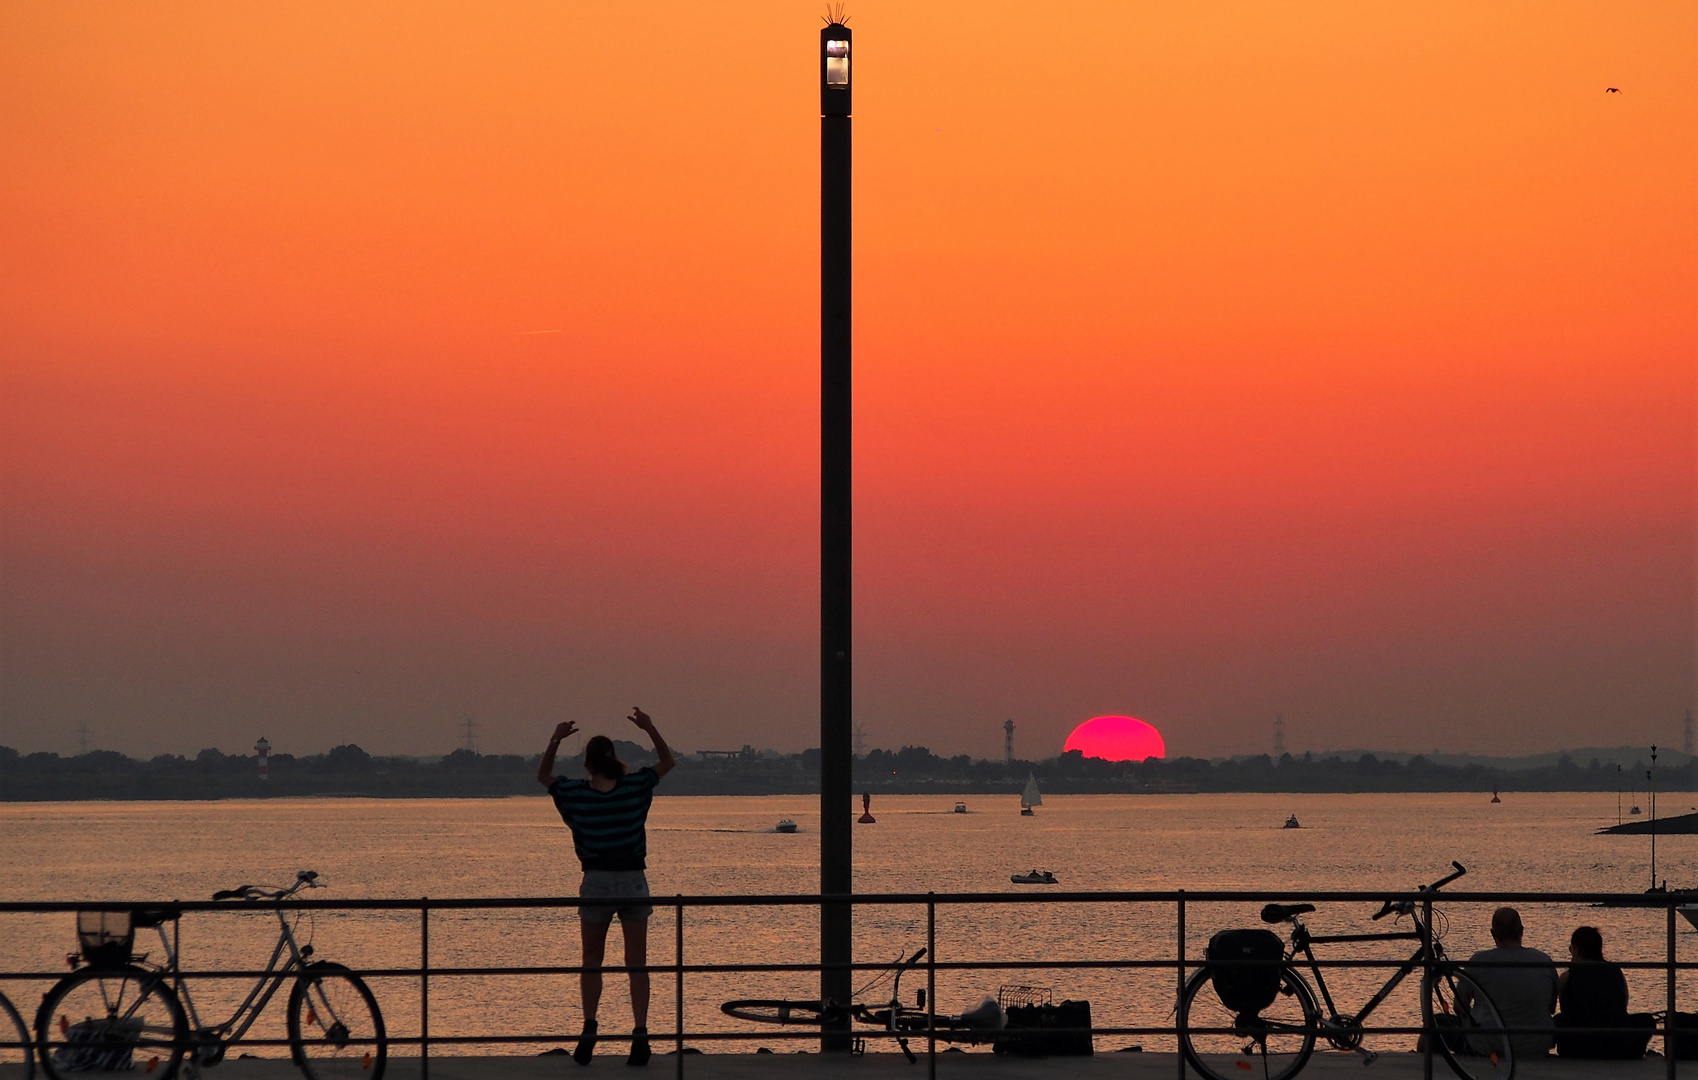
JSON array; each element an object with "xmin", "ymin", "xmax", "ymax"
[{"xmin": 201, "ymin": 1053, "xmax": 1678, "ymax": 1079}]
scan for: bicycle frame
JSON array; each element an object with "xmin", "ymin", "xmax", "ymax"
[
  {"xmin": 1290, "ymin": 918, "xmax": 1439, "ymax": 1031},
  {"xmin": 144, "ymin": 904, "xmax": 315, "ymax": 1054},
  {"xmin": 1281, "ymin": 862, "xmax": 1469, "ymax": 1048}
]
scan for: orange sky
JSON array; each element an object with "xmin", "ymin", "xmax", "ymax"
[{"xmin": 2, "ymin": 2, "xmax": 1693, "ymax": 759}]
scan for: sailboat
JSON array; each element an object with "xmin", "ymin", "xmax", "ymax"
[{"xmin": 1020, "ymin": 773, "xmax": 1042, "ymax": 817}]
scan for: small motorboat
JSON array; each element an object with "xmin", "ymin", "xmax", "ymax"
[
  {"xmin": 1631, "ymin": 805, "xmax": 1642, "ymax": 816},
  {"xmin": 1284, "ymin": 814, "xmax": 1301, "ymax": 829},
  {"xmin": 954, "ymin": 802, "xmax": 968, "ymax": 814},
  {"xmin": 1011, "ymin": 870, "xmax": 1058, "ymax": 885},
  {"xmin": 775, "ymin": 819, "xmax": 797, "ymax": 833}
]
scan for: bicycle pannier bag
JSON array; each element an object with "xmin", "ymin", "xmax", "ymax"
[{"xmin": 1206, "ymin": 929, "xmax": 1285, "ymax": 1015}]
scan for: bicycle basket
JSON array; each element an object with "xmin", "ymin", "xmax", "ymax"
[
  {"xmin": 998, "ymin": 985, "xmax": 1052, "ymax": 1010},
  {"xmin": 76, "ymin": 909, "xmax": 135, "ymax": 967},
  {"xmin": 1206, "ymin": 928, "xmax": 1284, "ymax": 1015}
]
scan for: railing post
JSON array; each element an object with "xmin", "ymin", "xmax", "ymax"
[
  {"xmin": 675, "ymin": 897, "xmax": 685, "ymax": 1080},
  {"xmin": 927, "ymin": 893, "xmax": 936, "ymax": 1080},
  {"xmin": 1667, "ymin": 900, "xmax": 1676, "ymax": 1080},
  {"xmin": 1421, "ymin": 897, "xmax": 1432, "ymax": 1080},
  {"xmin": 420, "ymin": 898, "xmax": 429, "ymax": 1080},
  {"xmin": 1176, "ymin": 890, "xmax": 1185, "ymax": 1080}
]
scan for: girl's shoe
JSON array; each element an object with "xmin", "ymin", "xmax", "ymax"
[
  {"xmin": 627, "ymin": 1027, "xmax": 651, "ymax": 1066},
  {"xmin": 573, "ymin": 1020, "xmax": 598, "ymax": 1065}
]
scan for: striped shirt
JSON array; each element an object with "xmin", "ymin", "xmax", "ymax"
[{"xmin": 549, "ymin": 767, "xmax": 661, "ymax": 871}]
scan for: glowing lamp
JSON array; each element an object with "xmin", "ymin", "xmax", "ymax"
[
  {"xmin": 820, "ymin": 26, "xmax": 851, "ymax": 115},
  {"xmin": 825, "ymin": 39, "xmax": 850, "ymax": 85}
]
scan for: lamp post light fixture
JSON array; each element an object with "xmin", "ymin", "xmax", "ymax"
[
  {"xmin": 818, "ymin": 12, "xmax": 853, "ymax": 1052},
  {"xmin": 822, "ymin": 31, "xmax": 850, "ymax": 109}
]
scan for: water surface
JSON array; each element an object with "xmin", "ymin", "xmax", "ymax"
[{"xmin": 2, "ymin": 793, "xmax": 1692, "ymax": 1058}]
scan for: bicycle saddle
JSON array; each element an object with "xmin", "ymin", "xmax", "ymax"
[
  {"xmin": 1260, "ymin": 903, "xmax": 1315, "ymax": 923},
  {"xmin": 131, "ymin": 905, "xmax": 181, "ymax": 927}
]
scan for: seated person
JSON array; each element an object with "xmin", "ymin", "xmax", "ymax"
[
  {"xmin": 1464, "ymin": 907, "xmax": 1557, "ymax": 1057},
  {"xmin": 1554, "ymin": 925, "xmax": 1651, "ymax": 1059}
]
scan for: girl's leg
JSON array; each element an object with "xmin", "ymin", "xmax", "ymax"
[
  {"xmin": 576, "ymin": 917, "xmax": 613, "ymax": 1064},
  {"xmin": 622, "ymin": 915, "xmax": 653, "ymax": 1065},
  {"xmin": 581, "ymin": 917, "xmax": 612, "ymax": 1019},
  {"xmin": 621, "ymin": 915, "xmax": 650, "ymax": 1027}
]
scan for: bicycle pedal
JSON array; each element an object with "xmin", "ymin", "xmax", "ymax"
[{"xmin": 1360, "ymin": 1051, "xmax": 1379, "ymax": 1066}]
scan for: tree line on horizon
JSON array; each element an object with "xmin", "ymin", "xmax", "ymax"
[{"xmin": 2, "ymin": 742, "xmax": 1693, "ymax": 801}]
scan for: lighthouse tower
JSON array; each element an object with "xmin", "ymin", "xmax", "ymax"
[{"xmin": 255, "ymin": 736, "xmax": 271, "ymax": 782}]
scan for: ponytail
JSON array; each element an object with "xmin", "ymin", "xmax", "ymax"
[{"xmin": 583, "ymin": 735, "xmax": 628, "ymax": 779}]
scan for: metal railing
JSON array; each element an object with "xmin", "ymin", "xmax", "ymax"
[{"xmin": 3, "ymin": 888, "xmax": 1694, "ymax": 1080}]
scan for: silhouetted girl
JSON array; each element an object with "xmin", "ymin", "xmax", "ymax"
[{"xmin": 538, "ymin": 708, "xmax": 675, "ymax": 1066}]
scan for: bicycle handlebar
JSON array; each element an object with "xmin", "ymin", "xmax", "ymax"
[
  {"xmin": 1424, "ymin": 861, "xmax": 1467, "ymax": 892},
  {"xmin": 1371, "ymin": 862, "xmax": 1466, "ymax": 920},
  {"xmin": 212, "ymin": 870, "xmax": 322, "ymax": 902}
]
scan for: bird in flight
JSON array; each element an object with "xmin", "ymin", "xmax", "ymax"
[{"xmin": 1605, "ymin": 87, "xmax": 1621, "ymax": 93}]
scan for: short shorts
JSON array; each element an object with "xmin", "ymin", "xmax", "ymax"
[{"xmin": 579, "ymin": 869, "xmax": 652, "ymax": 925}]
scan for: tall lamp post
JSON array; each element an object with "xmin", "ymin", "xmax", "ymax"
[{"xmin": 818, "ymin": 16, "xmax": 854, "ymax": 1050}]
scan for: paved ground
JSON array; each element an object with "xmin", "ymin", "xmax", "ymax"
[{"xmin": 191, "ymin": 1051, "xmax": 1682, "ymax": 1079}]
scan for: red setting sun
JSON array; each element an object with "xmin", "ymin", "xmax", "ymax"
[{"xmin": 1064, "ymin": 716, "xmax": 1167, "ymax": 762}]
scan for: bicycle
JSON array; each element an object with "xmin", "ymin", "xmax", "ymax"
[
  {"xmin": 722, "ymin": 947, "xmax": 1005, "ymax": 1063},
  {"xmin": 1179, "ymin": 862, "xmax": 1513, "ymax": 1080},
  {"xmin": 34, "ymin": 870, "xmax": 385, "ymax": 1080},
  {"xmin": 2, "ymin": 989, "xmax": 33, "ymax": 1080}
]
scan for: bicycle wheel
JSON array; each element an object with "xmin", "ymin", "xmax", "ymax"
[
  {"xmin": 35, "ymin": 965, "xmax": 187, "ymax": 1080},
  {"xmin": 720, "ymin": 1000, "xmax": 831, "ymax": 1025},
  {"xmin": 1424, "ymin": 966, "xmax": 1513, "ymax": 1080},
  {"xmin": 287, "ymin": 963, "xmax": 386, "ymax": 1080},
  {"xmin": 0, "ymin": 991, "xmax": 32, "ymax": 1080},
  {"xmin": 1179, "ymin": 965, "xmax": 1319, "ymax": 1080}
]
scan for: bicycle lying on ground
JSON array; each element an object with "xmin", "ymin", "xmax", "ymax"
[
  {"xmin": 1, "ymin": 990, "xmax": 33, "ymax": 1080},
  {"xmin": 722, "ymin": 947, "xmax": 1005, "ymax": 1063},
  {"xmin": 1180, "ymin": 862, "xmax": 1513, "ymax": 1080},
  {"xmin": 34, "ymin": 870, "xmax": 386, "ymax": 1080}
]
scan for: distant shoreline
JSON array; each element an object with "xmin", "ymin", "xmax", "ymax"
[{"xmin": 4, "ymin": 743, "xmax": 1691, "ymax": 802}]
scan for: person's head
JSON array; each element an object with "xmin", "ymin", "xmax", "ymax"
[
  {"xmin": 1569, "ymin": 925, "xmax": 1604, "ymax": 962},
  {"xmin": 1490, "ymin": 907, "xmax": 1524, "ymax": 946},
  {"xmin": 583, "ymin": 735, "xmax": 627, "ymax": 780}
]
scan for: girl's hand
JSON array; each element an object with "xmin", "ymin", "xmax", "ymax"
[
  {"xmin": 628, "ymin": 708, "xmax": 654, "ymax": 731},
  {"xmin": 552, "ymin": 721, "xmax": 578, "ymax": 743}
]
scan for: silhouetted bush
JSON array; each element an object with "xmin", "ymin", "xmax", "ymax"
[{"xmin": 324, "ymin": 744, "xmax": 374, "ymax": 772}]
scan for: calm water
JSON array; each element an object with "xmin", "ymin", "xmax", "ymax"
[{"xmin": 1, "ymin": 792, "xmax": 1693, "ymax": 1061}]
